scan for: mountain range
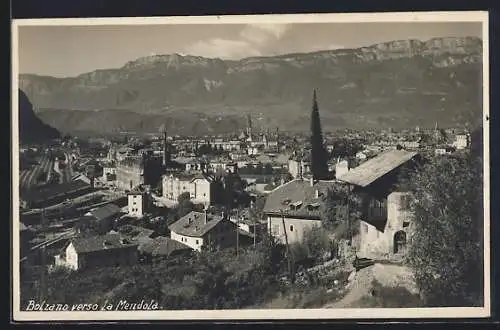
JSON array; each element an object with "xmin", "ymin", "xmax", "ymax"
[{"xmin": 19, "ymin": 36, "xmax": 483, "ymax": 136}]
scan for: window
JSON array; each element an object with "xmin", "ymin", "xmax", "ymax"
[
  {"xmin": 272, "ymin": 225, "xmax": 280, "ymax": 234},
  {"xmin": 369, "ymin": 198, "xmax": 386, "ymax": 219},
  {"xmin": 196, "ymin": 240, "xmax": 199, "ymax": 245},
  {"xmin": 289, "ymin": 225, "xmax": 294, "ymax": 232},
  {"xmin": 363, "ymin": 223, "xmax": 369, "ymax": 233}
]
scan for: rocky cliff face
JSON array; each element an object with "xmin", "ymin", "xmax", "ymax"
[
  {"xmin": 20, "ymin": 37, "xmax": 483, "ymax": 135},
  {"xmin": 18, "ymin": 89, "xmax": 61, "ymax": 144}
]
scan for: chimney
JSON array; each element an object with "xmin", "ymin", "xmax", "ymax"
[
  {"xmin": 310, "ymin": 176, "xmax": 314, "ymax": 187},
  {"xmin": 162, "ymin": 130, "xmax": 168, "ymax": 167},
  {"xmin": 314, "ymin": 189, "xmax": 319, "ymax": 199}
]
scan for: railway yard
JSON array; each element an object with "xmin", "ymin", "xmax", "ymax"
[{"xmin": 18, "ymin": 144, "xmax": 127, "ymax": 268}]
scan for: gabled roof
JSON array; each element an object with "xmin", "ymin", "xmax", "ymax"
[
  {"xmin": 70, "ymin": 233, "xmax": 137, "ymax": 254},
  {"xmin": 168, "ymin": 211, "xmax": 232, "ymax": 237},
  {"xmin": 263, "ymin": 179, "xmax": 342, "ymax": 219},
  {"xmin": 90, "ymin": 203, "xmax": 121, "ymax": 221},
  {"xmin": 138, "ymin": 236, "xmax": 192, "ymax": 256},
  {"xmin": 338, "ymin": 149, "xmax": 418, "ymax": 188}
]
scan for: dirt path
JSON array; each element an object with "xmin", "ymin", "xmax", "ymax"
[{"xmin": 324, "ymin": 263, "xmax": 418, "ymax": 308}]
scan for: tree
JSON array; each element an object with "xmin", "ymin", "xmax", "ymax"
[
  {"xmin": 177, "ymin": 192, "xmax": 191, "ymax": 204},
  {"xmin": 322, "ymin": 185, "xmax": 362, "ymax": 234},
  {"xmin": 404, "ymin": 155, "xmax": 483, "ymax": 307},
  {"xmin": 301, "ymin": 225, "xmax": 331, "ymax": 263},
  {"xmin": 309, "ymin": 90, "xmax": 330, "ymax": 181}
]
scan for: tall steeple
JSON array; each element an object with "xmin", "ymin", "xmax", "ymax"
[
  {"xmin": 159, "ymin": 123, "xmax": 169, "ymax": 167},
  {"xmin": 246, "ymin": 113, "xmax": 253, "ymax": 138}
]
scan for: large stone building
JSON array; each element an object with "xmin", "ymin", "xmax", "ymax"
[
  {"xmin": 115, "ymin": 153, "xmax": 164, "ymax": 191},
  {"xmin": 115, "ymin": 157, "xmax": 144, "ymax": 190}
]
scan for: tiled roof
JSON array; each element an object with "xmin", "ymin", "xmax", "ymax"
[
  {"xmin": 117, "ymin": 225, "xmax": 155, "ymax": 239},
  {"xmin": 90, "ymin": 203, "xmax": 121, "ymax": 221},
  {"xmin": 138, "ymin": 236, "xmax": 192, "ymax": 256},
  {"xmin": 338, "ymin": 149, "xmax": 418, "ymax": 187},
  {"xmin": 263, "ymin": 179, "xmax": 342, "ymax": 219},
  {"xmin": 70, "ymin": 233, "xmax": 138, "ymax": 254},
  {"xmin": 168, "ymin": 211, "xmax": 231, "ymax": 237}
]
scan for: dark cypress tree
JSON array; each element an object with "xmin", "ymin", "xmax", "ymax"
[{"xmin": 310, "ymin": 89, "xmax": 330, "ymax": 181}]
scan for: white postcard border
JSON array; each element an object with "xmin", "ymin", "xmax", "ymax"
[{"xmin": 11, "ymin": 11, "xmax": 491, "ymax": 321}]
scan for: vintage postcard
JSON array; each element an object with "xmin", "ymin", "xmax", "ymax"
[{"xmin": 12, "ymin": 11, "xmax": 490, "ymax": 321}]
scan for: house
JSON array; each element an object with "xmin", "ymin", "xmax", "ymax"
[
  {"xmin": 168, "ymin": 211, "xmax": 237, "ymax": 251},
  {"xmin": 87, "ymin": 203, "xmax": 122, "ymax": 233},
  {"xmin": 453, "ymin": 134, "xmax": 470, "ymax": 150},
  {"xmin": 162, "ymin": 173, "xmax": 214, "ymax": 206},
  {"xmin": 400, "ymin": 141, "xmax": 420, "ymax": 150},
  {"xmin": 54, "ymin": 233, "xmax": 138, "ymax": 271},
  {"xmin": 355, "ymin": 151, "xmax": 368, "ymax": 160},
  {"xmin": 127, "ymin": 191, "xmax": 151, "ymax": 217},
  {"xmin": 138, "ymin": 236, "xmax": 193, "ymax": 258},
  {"xmin": 434, "ymin": 146, "xmax": 455, "ymax": 156},
  {"xmin": 89, "ymin": 203, "xmax": 122, "ymax": 222},
  {"xmin": 263, "ymin": 178, "xmax": 340, "ymax": 244},
  {"xmin": 229, "ymin": 211, "xmax": 265, "ymax": 236},
  {"xmin": 337, "ymin": 149, "xmax": 420, "ymax": 260},
  {"xmin": 335, "ymin": 159, "xmax": 351, "ymax": 179},
  {"xmin": 288, "ymin": 157, "xmax": 311, "ymax": 179}
]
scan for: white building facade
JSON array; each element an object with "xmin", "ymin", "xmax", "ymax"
[{"xmin": 162, "ymin": 174, "xmax": 213, "ymax": 206}]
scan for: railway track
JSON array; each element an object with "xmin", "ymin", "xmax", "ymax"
[
  {"xmin": 19, "ymin": 170, "xmax": 30, "ymax": 189},
  {"xmin": 23, "ymin": 155, "xmax": 50, "ymax": 189}
]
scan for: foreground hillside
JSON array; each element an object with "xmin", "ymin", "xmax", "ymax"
[{"xmin": 21, "ymin": 37, "xmax": 483, "ymax": 135}]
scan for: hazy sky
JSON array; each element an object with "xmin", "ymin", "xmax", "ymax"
[{"xmin": 18, "ymin": 22, "xmax": 482, "ymax": 77}]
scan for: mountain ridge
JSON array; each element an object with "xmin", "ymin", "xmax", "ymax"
[
  {"xmin": 18, "ymin": 89, "xmax": 61, "ymax": 144},
  {"xmin": 20, "ymin": 36, "xmax": 483, "ymax": 136}
]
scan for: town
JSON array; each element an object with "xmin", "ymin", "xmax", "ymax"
[{"xmin": 18, "ymin": 90, "xmax": 480, "ymax": 310}]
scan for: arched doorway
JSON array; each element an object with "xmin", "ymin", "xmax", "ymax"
[{"xmin": 393, "ymin": 230, "xmax": 407, "ymax": 254}]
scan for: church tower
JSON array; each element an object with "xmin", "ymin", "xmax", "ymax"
[
  {"xmin": 246, "ymin": 113, "xmax": 253, "ymax": 139},
  {"xmin": 159, "ymin": 123, "xmax": 170, "ymax": 167}
]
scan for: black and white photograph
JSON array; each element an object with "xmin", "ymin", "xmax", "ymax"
[{"xmin": 12, "ymin": 11, "xmax": 490, "ymax": 321}]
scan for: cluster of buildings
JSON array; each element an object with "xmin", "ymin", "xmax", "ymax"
[{"xmin": 29, "ymin": 114, "xmax": 473, "ymax": 273}]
